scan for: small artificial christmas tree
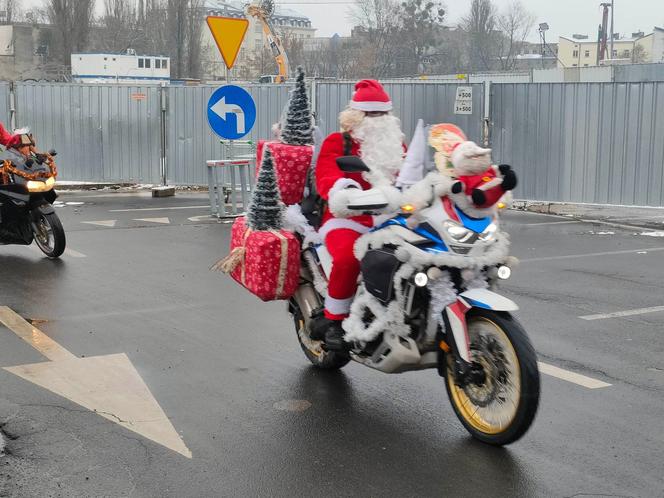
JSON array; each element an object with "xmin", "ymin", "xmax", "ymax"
[
  {"xmin": 247, "ymin": 147, "xmax": 284, "ymax": 230},
  {"xmin": 280, "ymin": 66, "xmax": 314, "ymax": 146}
]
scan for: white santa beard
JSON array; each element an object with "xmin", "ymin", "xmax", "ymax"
[{"xmin": 352, "ymin": 114, "xmax": 404, "ymax": 187}]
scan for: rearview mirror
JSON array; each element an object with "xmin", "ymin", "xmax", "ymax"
[{"xmin": 336, "ymin": 156, "xmax": 370, "ymax": 173}]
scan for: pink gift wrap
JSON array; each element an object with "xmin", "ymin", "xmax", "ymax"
[
  {"xmin": 228, "ymin": 217, "xmax": 301, "ymax": 301},
  {"xmin": 256, "ymin": 140, "xmax": 313, "ymax": 205}
]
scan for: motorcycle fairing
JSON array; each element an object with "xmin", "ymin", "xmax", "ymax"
[{"xmin": 460, "ymin": 288, "xmax": 519, "ymax": 311}]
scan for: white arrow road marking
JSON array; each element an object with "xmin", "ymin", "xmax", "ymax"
[
  {"xmin": 538, "ymin": 361, "xmax": 611, "ymax": 389},
  {"xmin": 82, "ymin": 220, "xmax": 117, "ymax": 228},
  {"xmin": 0, "ymin": 306, "xmax": 192, "ymax": 458},
  {"xmin": 134, "ymin": 217, "xmax": 170, "ymax": 224},
  {"xmin": 579, "ymin": 305, "xmax": 664, "ymax": 321},
  {"xmin": 211, "ymin": 96, "xmax": 245, "ymax": 134}
]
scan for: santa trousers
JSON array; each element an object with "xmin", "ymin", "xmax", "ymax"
[{"xmin": 324, "ymin": 228, "xmax": 363, "ymax": 320}]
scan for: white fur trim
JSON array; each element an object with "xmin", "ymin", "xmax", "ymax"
[
  {"xmin": 325, "ymin": 295, "xmax": 353, "ymax": 315},
  {"xmin": 283, "ymin": 204, "xmax": 322, "ymax": 245},
  {"xmin": 350, "ymin": 100, "xmax": 393, "ymax": 112},
  {"xmin": 328, "ymin": 179, "xmax": 363, "ymax": 218},
  {"xmin": 375, "ymin": 185, "xmax": 403, "ymax": 212},
  {"xmin": 329, "ymin": 178, "xmax": 362, "ymax": 196},
  {"xmin": 449, "ymin": 192, "xmax": 498, "ymax": 219},
  {"xmin": 318, "ymin": 218, "xmax": 371, "ymax": 239},
  {"xmin": 342, "ymin": 263, "xmax": 412, "ymax": 343},
  {"xmin": 355, "ymin": 227, "xmax": 511, "ymax": 269},
  {"xmin": 401, "ymin": 172, "xmax": 455, "ymax": 210}
]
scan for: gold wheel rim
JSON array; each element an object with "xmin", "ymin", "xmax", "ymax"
[
  {"xmin": 297, "ymin": 318, "xmax": 323, "ymax": 358},
  {"xmin": 447, "ymin": 317, "xmax": 521, "ymax": 435}
]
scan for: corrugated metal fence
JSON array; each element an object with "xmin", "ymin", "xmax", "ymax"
[
  {"xmin": 316, "ymin": 82, "xmax": 485, "ymax": 143},
  {"xmin": 491, "ymin": 82, "xmax": 664, "ymax": 206},
  {"xmin": 5, "ymin": 80, "xmax": 664, "ymax": 207}
]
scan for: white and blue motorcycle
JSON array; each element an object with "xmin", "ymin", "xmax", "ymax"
[{"xmin": 289, "ymin": 157, "xmax": 540, "ymax": 446}]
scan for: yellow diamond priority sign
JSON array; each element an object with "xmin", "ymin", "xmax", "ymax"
[{"xmin": 206, "ymin": 16, "xmax": 249, "ymax": 70}]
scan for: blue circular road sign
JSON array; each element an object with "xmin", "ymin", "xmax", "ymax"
[{"xmin": 207, "ymin": 85, "xmax": 256, "ymax": 140}]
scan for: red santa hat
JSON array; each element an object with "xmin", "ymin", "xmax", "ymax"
[{"xmin": 349, "ymin": 79, "xmax": 392, "ymax": 112}]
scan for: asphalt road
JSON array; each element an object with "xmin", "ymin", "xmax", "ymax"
[{"xmin": 1, "ymin": 191, "xmax": 663, "ymax": 498}]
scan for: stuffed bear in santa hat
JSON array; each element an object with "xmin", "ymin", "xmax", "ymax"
[
  {"xmin": 449, "ymin": 141, "xmax": 517, "ymax": 213},
  {"xmin": 314, "ymin": 79, "xmax": 405, "ymax": 351}
]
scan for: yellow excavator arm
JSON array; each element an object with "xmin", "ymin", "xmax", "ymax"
[{"xmin": 247, "ymin": 4, "xmax": 290, "ymax": 83}]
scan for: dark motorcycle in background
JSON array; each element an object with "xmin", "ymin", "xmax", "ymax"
[{"xmin": 0, "ymin": 129, "xmax": 66, "ymax": 259}]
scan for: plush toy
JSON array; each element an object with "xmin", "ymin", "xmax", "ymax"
[
  {"xmin": 428, "ymin": 123, "xmax": 467, "ymax": 175},
  {"xmin": 449, "ymin": 141, "xmax": 517, "ymax": 209}
]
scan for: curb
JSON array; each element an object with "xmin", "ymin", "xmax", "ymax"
[{"xmin": 511, "ymin": 200, "xmax": 664, "ymax": 230}]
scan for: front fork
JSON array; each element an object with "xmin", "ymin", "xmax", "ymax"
[{"xmin": 437, "ymin": 297, "xmax": 478, "ymax": 385}]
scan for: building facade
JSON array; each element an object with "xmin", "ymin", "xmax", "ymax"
[
  {"xmin": 0, "ymin": 23, "xmax": 63, "ymax": 81},
  {"xmin": 558, "ymin": 27, "xmax": 664, "ymax": 67},
  {"xmin": 200, "ymin": 0, "xmax": 315, "ymax": 81},
  {"xmin": 71, "ymin": 52, "xmax": 171, "ymax": 84}
]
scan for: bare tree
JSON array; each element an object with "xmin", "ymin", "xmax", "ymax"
[
  {"xmin": 495, "ymin": 1, "xmax": 535, "ymax": 70},
  {"xmin": 167, "ymin": 0, "xmax": 202, "ymax": 79},
  {"xmin": 631, "ymin": 43, "xmax": 647, "ymax": 64},
  {"xmin": 46, "ymin": 0, "xmax": 96, "ymax": 65},
  {"xmin": 0, "ymin": 0, "xmax": 20, "ymax": 23},
  {"xmin": 100, "ymin": 0, "xmax": 144, "ymax": 53},
  {"xmin": 399, "ymin": 0, "xmax": 445, "ymax": 75},
  {"xmin": 349, "ymin": 0, "xmax": 402, "ymax": 77},
  {"xmin": 460, "ymin": 0, "xmax": 497, "ymax": 71}
]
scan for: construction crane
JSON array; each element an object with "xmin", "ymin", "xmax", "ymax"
[{"xmin": 247, "ymin": 0, "xmax": 290, "ymax": 83}]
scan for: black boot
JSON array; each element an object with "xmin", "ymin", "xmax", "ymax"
[{"xmin": 324, "ymin": 320, "xmax": 348, "ymax": 352}]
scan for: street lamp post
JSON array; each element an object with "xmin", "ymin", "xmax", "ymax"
[{"xmin": 539, "ymin": 23, "xmax": 550, "ymax": 69}]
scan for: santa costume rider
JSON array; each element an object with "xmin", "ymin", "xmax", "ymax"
[{"xmin": 315, "ymin": 80, "xmax": 405, "ymax": 351}]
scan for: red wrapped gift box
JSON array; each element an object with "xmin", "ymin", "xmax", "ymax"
[
  {"xmin": 257, "ymin": 140, "xmax": 313, "ymax": 205},
  {"xmin": 226, "ymin": 217, "xmax": 300, "ymax": 301}
]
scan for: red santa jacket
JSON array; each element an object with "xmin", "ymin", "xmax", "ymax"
[
  {"xmin": 458, "ymin": 166, "xmax": 505, "ymax": 208},
  {"xmin": 0, "ymin": 123, "xmax": 18, "ymax": 148},
  {"xmin": 316, "ymin": 132, "xmax": 377, "ymax": 236}
]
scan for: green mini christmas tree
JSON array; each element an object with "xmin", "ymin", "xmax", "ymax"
[
  {"xmin": 247, "ymin": 147, "xmax": 283, "ymax": 231},
  {"xmin": 280, "ymin": 66, "xmax": 314, "ymax": 146}
]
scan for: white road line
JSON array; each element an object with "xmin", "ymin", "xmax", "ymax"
[
  {"xmin": 134, "ymin": 217, "xmax": 170, "ymax": 224},
  {"xmin": 110, "ymin": 205, "xmax": 208, "ymax": 212},
  {"xmin": 579, "ymin": 305, "xmax": 664, "ymax": 321},
  {"xmin": 520, "ymin": 246, "xmax": 664, "ymax": 263},
  {"xmin": 520, "ymin": 220, "xmax": 582, "ymax": 227},
  {"xmin": 538, "ymin": 362, "xmax": 612, "ymax": 389},
  {"xmin": 64, "ymin": 248, "xmax": 87, "ymax": 258},
  {"xmin": 81, "ymin": 220, "xmax": 117, "ymax": 228}
]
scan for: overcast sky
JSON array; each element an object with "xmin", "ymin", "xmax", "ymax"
[{"xmin": 23, "ymin": 0, "xmax": 664, "ymax": 40}]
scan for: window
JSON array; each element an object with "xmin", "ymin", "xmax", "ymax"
[
  {"xmin": 138, "ymin": 58, "xmax": 144, "ymax": 68},
  {"xmin": 255, "ymin": 23, "xmax": 262, "ymax": 33},
  {"xmin": 573, "ymin": 50, "xmax": 579, "ymax": 57},
  {"xmin": 584, "ymin": 64, "xmax": 589, "ymax": 67},
  {"xmin": 585, "ymin": 50, "xmax": 590, "ymax": 57},
  {"xmin": 612, "ymin": 50, "xmax": 617, "ymax": 57},
  {"xmin": 162, "ymin": 59, "xmax": 168, "ymax": 69},
  {"xmin": 155, "ymin": 59, "xmax": 161, "ymax": 69},
  {"xmin": 145, "ymin": 58, "xmax": 151, "ymax": 68},
  {"xmin": 104, "ymin": 57, "xmax": 108, "ymax": 61},
  {"xmin": 572, "ymin": 63, "xmax": 578, "ymax": 66}
]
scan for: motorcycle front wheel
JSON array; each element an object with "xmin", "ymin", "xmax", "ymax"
[
  {"xmin": 290, "ymin": 299, "xmax": 350, "ymax": 370},
  {"xmin": 445, "ymin": 309, "xmax": 540, "ymax": 446},
  {"xmin": 31, "ymin": 206, "xmax": 66, "ymax": 259}
]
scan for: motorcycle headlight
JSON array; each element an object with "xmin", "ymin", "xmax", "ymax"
[
  {"xmin": 26, "ymin": 177, "xmax": 55, "ymax": 192},
  {"xmin": 479, "ymin": 222, "xmax": 497, "ymax": 241},
  {"xmin": 443, "ymin": 220, "xmax": 473, "ymax": 242}
]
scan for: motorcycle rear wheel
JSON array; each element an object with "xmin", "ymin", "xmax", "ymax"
[
  {"xmin": 31, "ymin": 207, "xmax": 66, "ymax": 259},
  {"xmin": 290, "ymin": 300, "xmax": 350, "ymax": 370},
  {"xmin": 445, "ymin": 309, "xmax": 540, "ymax": 446}
]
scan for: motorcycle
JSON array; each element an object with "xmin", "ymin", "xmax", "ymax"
[
  {"xmin": 0, "ymin": 129, "xmax": 66, "ymax": 259},
  {"xmin": 289, "ymin": 157, "xmax": 540, "ymax": 446}
]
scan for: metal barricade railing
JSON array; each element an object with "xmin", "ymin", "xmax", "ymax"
[{"xmin": 206, "ymin": 140, "xmax": 256, "ymax": 218}]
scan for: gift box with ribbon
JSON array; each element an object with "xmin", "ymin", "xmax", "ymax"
[
  {"xmin": 256, "ymin": 140, "xmax": 313, "ymax": 205},
  {"xmin": 215, "ymin": 217, "xmax": 300, "ymax": 301}
]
